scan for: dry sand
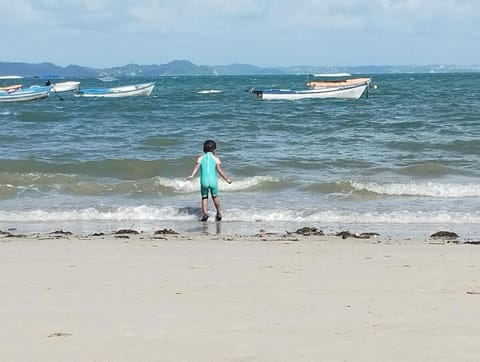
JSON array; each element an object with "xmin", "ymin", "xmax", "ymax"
[{"xmin": 1, "ymin": 229, "xmax": 480, "ymax": 361}]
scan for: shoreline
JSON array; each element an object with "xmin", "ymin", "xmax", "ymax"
[
  {"xmin": 1, "ymin": 222, "xmax": 478, "ymax": 244},
  {"xmin": 1, "ymin": 230, "xmax": 480, "ymax": 361}
]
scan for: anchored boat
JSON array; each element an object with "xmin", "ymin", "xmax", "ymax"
[
  {"xmin": 251, "ymin": 82, "xmax": 369, "ymax": 100},
  {"xmin": 52, "ymin": 81, "xmax": 81, "ymax": 93},
  {"xmin": 0, "ymin": 84, "xmax": 22, "ymax": 93},
  {"xmin": 0, "ymin": 85, "xmax": 51, "ymax": 103},
  {"xmin": 306, "ymin": 73, "xmax": 371, "ymax": 89},
  {"xmin": 74, "ymin": 82, "xmax": 155, "ymax": 98}
]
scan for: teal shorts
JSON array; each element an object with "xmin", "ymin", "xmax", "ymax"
[{"xmin": 201, "ymin": 185, "xmax": 218, "ymax": 199}]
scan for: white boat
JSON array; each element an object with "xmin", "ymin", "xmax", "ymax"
[
  {"xmin": 0, "ymin": 84, "xmax": 22, "ymax": 93},
  {"xmin": 311, "ymin": 72, "xmax": 352, "ymax": 78},
  {"xmin": 251, "ymin": 82, "xmax": 369, "ymax": 100},
  {"xmin": 0, "ymin": 75, "xmax": 23, "ymax": 80},
  {"xmin": 0, "ymin": 75, "xmax": 23, "ymax": 93},
  {"xmin": 306, "ymin": 73, "xmax": 371, "ymax": 89},
  {"xmin": 74, "ymin": 82, "xmax": 155, "ymax": 98},
  {"xmin": 97, "ymin": 75, "xmax": 118, "ymax": 82},
  {"xmin": 0, "ymin": 85, "xmax": 51, "ymax": 103},
  {"xmin": 52, "ymin": 81, "xmax": 80, "ymax": 93}
]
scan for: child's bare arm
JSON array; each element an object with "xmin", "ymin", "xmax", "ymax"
[
  {"xmin": 216, "ymin": 164, "xmax": 232, "ymax": 184},
  {"xmin": 187, "ymin": 157, "xmax": 201, "ymax": 180}
]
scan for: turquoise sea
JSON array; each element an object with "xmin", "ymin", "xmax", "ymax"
[{"xmin": 1, "ymin": 74, "xmax": 479, "ymax": 239}]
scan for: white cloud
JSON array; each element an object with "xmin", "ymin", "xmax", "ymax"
[{"xmin": 0, "ymin": 0, "xmax": 479, "ymax": 67}]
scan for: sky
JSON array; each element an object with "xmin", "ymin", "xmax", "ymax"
[{"xmin": 1, "ymin": 0, "xmax": 479, "ymax": 68}]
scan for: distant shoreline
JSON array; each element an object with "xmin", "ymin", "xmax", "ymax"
[{"xmin": 2, "ymin": 60, "xmax": 480, "ymax": 77}]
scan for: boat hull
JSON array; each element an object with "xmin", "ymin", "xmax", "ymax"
[
  {"xmin": 0, "ymin": 85, "xmax": 51, "ymax": 103},
  {"xmin": 252, "ymin": 83, "xmax": 369, "ymax": 100},
  {"xmin": 52, "ymin": 81, "xmax": 80, "ymax": 92},
  {"xmin": 74, "ymin": 82, "xmax": 155, "ymax": 98},
  {"xmin": 306, "ymin": 77, "xmax": 371, "ymax": 89},
  {"xmin": 0, "ymin": 75, "xmax": 23, "ymax": 80}
]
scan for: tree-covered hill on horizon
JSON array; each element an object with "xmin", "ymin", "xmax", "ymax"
[{"xmin": 1, "ymin": 60, "xmax": 479, "ymax": 77}]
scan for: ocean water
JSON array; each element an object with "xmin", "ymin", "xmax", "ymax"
[{"xmin": 1, "ymin": 73, "xmax": 479, "ymax": 239}]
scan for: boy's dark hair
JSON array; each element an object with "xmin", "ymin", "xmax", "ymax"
[{"xmin": 203, "ymin": 140, "xmax": 216, "ymax": 153}]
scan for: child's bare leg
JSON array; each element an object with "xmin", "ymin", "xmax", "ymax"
[
  {"xmin": 201, "ymin": 198, "xmax": 209, "ymax": 221},
  {"xmin": 212, "ymin": 196, "xmax": 222, "ymax": 221},
  {"xmin": 201, "ymin": 198, "xmax": 208, "ymax": 214},
  {"xmin": 212, "ymin": 196, "xmax": 221, "ymax": 214}
]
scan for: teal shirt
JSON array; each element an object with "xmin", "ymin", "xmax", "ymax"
[{"xmin": 200, "ymin": 152, "xmax": 218, "ymax": 188}]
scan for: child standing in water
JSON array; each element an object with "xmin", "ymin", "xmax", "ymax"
[{"xmin": 187, "ymin": 140, "xmax": 232, "ymax": 221}]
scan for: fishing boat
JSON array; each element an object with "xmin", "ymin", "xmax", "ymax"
[
  {"xmin": 306, "ymin": 73, "xmax": 371, "ymax": 89},
  {"xmin": 0, "ymin": 85, "xmax": 51, "ymax": 103},
  {"xmin": 0, "ymin": 75, "xmax": 23, "ymax": 80},
  {"xmin": 74, "ymin": 82, "xmax": 155, "ymax": 98},
  {"xmin": 52, "ymin": 81, "xmax": 80, "ymax": 93},
  {"xmin": 0, "ymin": 84, "xmax": 22, "ymax": 93},
  {"xmin": 251, "ymin": 82, "xmax": 369, "ymax": 100},
  {"xmin": 97, "ymin": 75, "xmax": 117, "ymax": 82},
  {"xmin": 0, "ymin": 75, "xmax": 24, "ymax": 93}
]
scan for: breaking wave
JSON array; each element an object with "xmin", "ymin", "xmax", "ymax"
[
  {"xmin": 350, "ymin": 181, "xmax": 480, "ymax": 198},
  {"xmin": 0, "ymin": 174, "xmax": 283, "ymax": 198},
  {"xmin": 0, "ymin": 206, "xmax": 479, "ymax": 225},
  {"xmin": 197, "ymin": 89, "xmax": 223, "ymax": 94}
]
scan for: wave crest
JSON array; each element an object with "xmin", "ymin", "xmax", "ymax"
[
  {"xmin": 350, "ymin": 181, "xmax": 480, "ymax": 198},
  {"xmin": 0, "ymin": 174, "xmax": 282, "ymax": 198},
  {"xmin": 1, "ymin": 207, "xmax": 479, "ymax": 225}
]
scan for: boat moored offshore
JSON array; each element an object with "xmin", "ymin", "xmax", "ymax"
[{"xmin": 74, "ymin": 82, "xmax": 155, "ymax": 98}]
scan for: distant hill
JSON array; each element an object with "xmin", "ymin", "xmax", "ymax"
[
  {"xmin": 107, "ymin": 60, "xmax": 214, "ymax": 76},
  {"xmin": 1, "ymin": 60, "xmax": 479, "ymax": 78},
  {"xmin": 0, "ymin": 62, "xmax": 97, "ymax": 77}
]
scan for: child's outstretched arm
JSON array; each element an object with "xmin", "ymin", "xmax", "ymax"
[
  {"xmin": 216, "ymin": 164, "xmax": 232, "ymax": 184},
  {"xmin": 186, "ymin": 157, "xmax": 201, "ymax": 180}
]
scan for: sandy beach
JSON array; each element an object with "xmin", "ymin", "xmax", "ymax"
[{"xmin": 1, "ymin": 229, "xmax": 480, "ymax": 362}]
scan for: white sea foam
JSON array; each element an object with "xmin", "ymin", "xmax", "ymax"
[
  {"xmin": 0, "ymin": 176, "xmax": 282, "ymax": 197},
  {"xmin": 155, "ymin": 177, "xmax": 197, "ymax": 193},
  {"xmin": 197, "ymin": 89, "xmax": 223, "ymax": 94},
  {"xmin": 0, "ymin": 206, "xmax": 192, "ymax": 222},
  {"xmin": 350, "ymin": 181, "xmax": 480, "ymax": 198},
  {"xmin": 1, "ymin": 206, "xmax": 479, "ymax": 225},
  {"xmin": 227, "ymin": 208, "xmax": 480, "ymax": 224},
  {"xmin": 156, "ymin": 176, "xmax": 281, "ymax": 193}
]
